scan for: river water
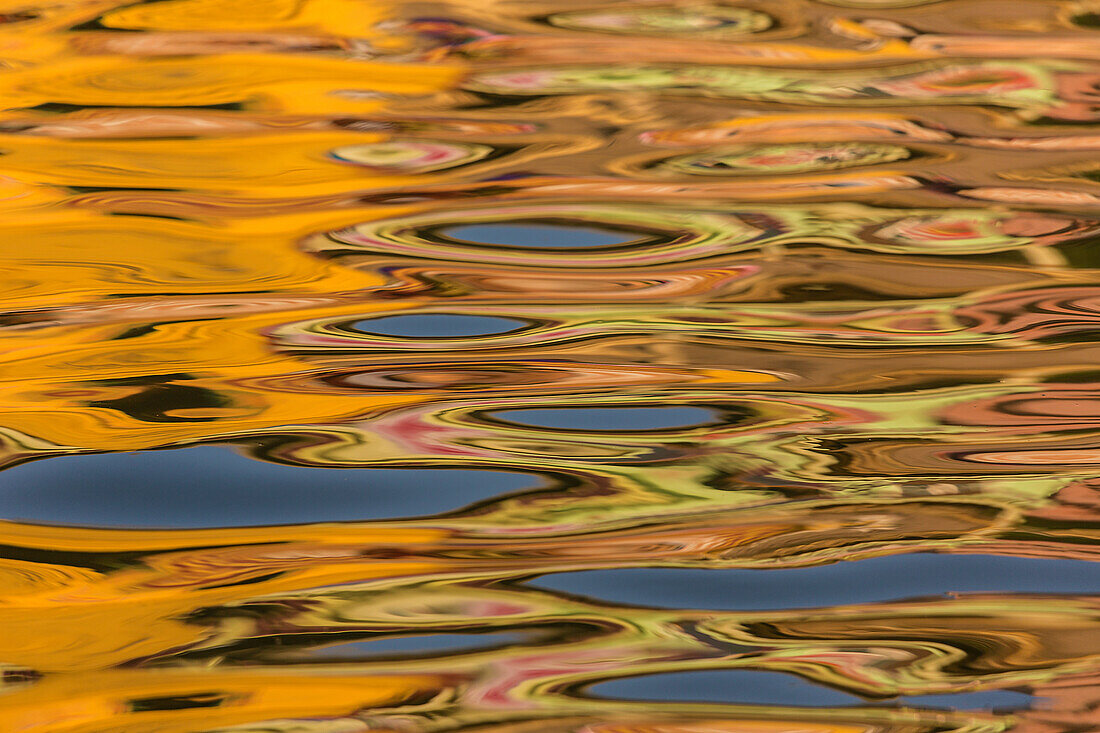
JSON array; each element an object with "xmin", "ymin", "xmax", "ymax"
[{"xmin": 1, "ymin": 0, "xmax": 1100, "ymax": 731}]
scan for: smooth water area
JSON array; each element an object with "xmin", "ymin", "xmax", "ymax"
[
  {"xmin": 492, "ymin": 406, "xmax": 717, "ymax": 431},
  {"xmin": 0, "ymin": 448, "xmax": 536, "ymax": 526},
  {"xmin": 444, "ymin": 223, "xmax": 634, "ymax": 248},
  {"xmin": 350, "ymin": 314, "xmax": 528, "ymax": 338},
  {"xmin": 0, "ymin": 1, "xmax": 1098, "ymax": 732},
  {"xmin": 531, "ymin": 556, "xmax": 1100, "ymax": 609},
  {"xmin": 590, "ymin": 670, "xmax": 1036, "ymax": 710}
]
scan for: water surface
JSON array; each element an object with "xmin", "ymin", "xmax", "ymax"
[{"xmin": 0, "ymin": 1, "xmax": 1097, "ymax": 732}]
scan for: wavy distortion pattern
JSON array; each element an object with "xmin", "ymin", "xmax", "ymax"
[{"xmin": 0, "ymin": 0, "xmax": 1099, "ymax": 731}]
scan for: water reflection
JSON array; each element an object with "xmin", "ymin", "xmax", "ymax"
[
  {"xmin": 590, "ymin": 669, "xmax": 1034, "ymax": 710},
  {"xmin": 589, "ymin": 669, "xmax": 867, "ymax": 708},
  {"xmin": 491, "ymin": 406, "xmax": 716, "ymax": 431},
  {"xmin": 0, "ymin": 0, "xmax": 1098, "ymax": 731},
  {"xmin": 529, "ymin": 556, "xmax": 1100, "ymax": 610},
  {"xmin": 0, "ymin": 447, "xmax": 537, "ymax": 526},
  {"xmin": 444, "ymin": 223, "xmax": 635, "ymax": 249},
  {"xmin": 350, "ymin": 314, "xmax": 529, "ymax": 338},
  {"xmin": 306, "ymin": 632, "xmax": 529, "ymax": 658}
]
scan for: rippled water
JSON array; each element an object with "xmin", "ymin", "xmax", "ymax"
[{"xmin": 2, "ymin": 0, "xmax": 1100, "ymax": 731}]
